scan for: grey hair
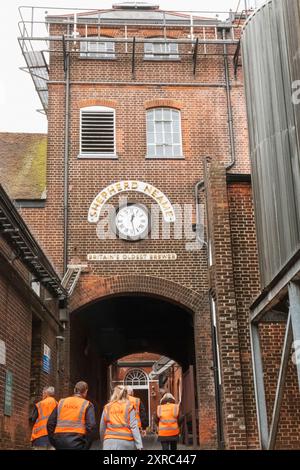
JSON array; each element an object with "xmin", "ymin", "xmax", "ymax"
[
  {"xmin": 126, "ymin": 385, "xmax": 133, "ymax": 395},
  {"xmin": 160, "ymin": 392, "xmax": 176, "ymax": 404},
  {"xmin": 43, "ymin": 386, "xmax": 55, "ymax": 396}
]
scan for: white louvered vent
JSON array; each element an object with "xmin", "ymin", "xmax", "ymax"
[{"xmin": 80, "ymin": 106, "xmax": 116, "ymax": 156}]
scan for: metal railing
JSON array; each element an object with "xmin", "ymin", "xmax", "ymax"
[
  {"xmin": 17, "ymin": 5, "xmax": 245, "ymax": 113},
  {"xmin": 18, "ymin": 5, "xmax": 243, "ymax": 47}
]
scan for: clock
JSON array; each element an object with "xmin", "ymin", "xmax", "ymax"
[{"xmin": 114, "ymin": 203, "xmax": 150, "ymax": 241}]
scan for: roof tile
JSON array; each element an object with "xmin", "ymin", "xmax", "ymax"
[{"xmin": 0, "ymin": 132, "xmax": 47, "ymax": 200}]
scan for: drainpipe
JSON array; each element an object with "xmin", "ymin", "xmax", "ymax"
[
  {"xmin": 210, "ymin": 297, "xmax": 225, "ymax": 449},
  {"xmin": 195, "ymin": 26, "xmax": 236, "ymax": 237},
  {"xmin": 194, "ymin": 179, "xmax": 205, "ymax": 245},
  {"xmin": 63, "ymin": 49, "xmax": 70, "ymax": 274},
  {"xmin": 223, "ymin": 29, "xmax": 236, "ymax": 171}
]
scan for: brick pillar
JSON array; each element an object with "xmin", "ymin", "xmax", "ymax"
[
  {"xmin": 194, "ymin": 297, "xmax": 218, "ymax": 449},
  {"xmin": 205, "ymin": 161, "xmax": 247, "ymax": 449}
]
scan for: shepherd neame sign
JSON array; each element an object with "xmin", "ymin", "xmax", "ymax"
[{"xmin": 88, "ymin": 180, "xmax": 176, "ymax": 223}]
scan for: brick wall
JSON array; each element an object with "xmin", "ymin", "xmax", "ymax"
[
  {"xmin": 0, "ymin": 238, "xmax": 61, "ymax": 449},
  {"xmin": 0, "ymin": 273, "xmax": 32, "ymax": 449},
  {"xmin": 228, "ymin": 182, "xmax": 261, "ymax": 449},
  {"xmin": 206, "ymin": 162, "xmax": 248, "ymax": 449},
  {"xmin": 0, "ymin": 250, "xmax": 58, "ymax": 449}
]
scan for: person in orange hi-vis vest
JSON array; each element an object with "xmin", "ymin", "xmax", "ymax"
[
  {"xmin": 47, "ymin": 381, "xmax": 97, "ymax": 450},
  {"xmin": 100, "ymin": 385, "xmax": 143, "ymax": 450},
  {"xmin": 126, "ymin": 386, "xmax": 148, "ymax": 437},
  {"xmin": 30, "ymin": 386, "xmax": 57, "ymax": 450},
  {"xmin": 155, "ymin": 393, "xmax": 184, "ymax": 451}
]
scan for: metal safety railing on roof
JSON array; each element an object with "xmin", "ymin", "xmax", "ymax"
[
  {"xmin": 20, "ymin": 51, "xmax": 49, "ymax": 113},
  {"xmin": 18, "ymin": 5, "xmax": 248, "ymax": 114}
]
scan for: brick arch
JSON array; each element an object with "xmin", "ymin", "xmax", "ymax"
[
  {"xmin": 69, "ymin": 274, "xmax": 203, "ymax": 314},
  {"xmin": 143, "ymin": 31, "xmax": 179, "ymax": 39},
  {"xmin": 77, "ymin": 30, "xmax": 115, "ymax": 38},
  {"xmin": 144, "ymin": 99, "xmax": 183, "ymax": 110},
  {"xmin": 77, "ymin": 27, "xmax": 119, "ymax": 38},
  {"xmin": 77, "ymin": 99, "xmax": 118, "ymax": 109}
]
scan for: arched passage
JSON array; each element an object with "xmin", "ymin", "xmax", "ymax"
[
  {"xmin": 68, "ymin": 275, "xmax": 214, "ymax": 447},
  {"xmin": 69, "ymin": 274, "xmax": 204, "ymax": 314},
  {"xmin": 71, "ymin": 294, "xmax": 195, "ymax": 365},
  {"xmin": 69, "ymin": 289, "xmax": 198, "ymax": 437}
]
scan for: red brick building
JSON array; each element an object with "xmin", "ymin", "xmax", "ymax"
[
  {"xmin": 0, "ymin": 2, "xmax": 299, "ymax": 450},
  {"xmin": 0, "ymin": 182, "xmax": 65, "ymax": 449}
]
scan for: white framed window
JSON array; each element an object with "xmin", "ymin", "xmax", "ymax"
[
  {"xmin": 124, "ymin": 369, "xmax": 149, "ymax": 388},
  {"xmin": 146, "ymin": 107, "xmax": 183, "ymax": 158},
  {"xmin": 80, "ymin": 38, "xmax": 115, "ymax": 59},
  {"xmin": 80, "ymin": 106, "xmax": 116, "ymax": 157},
  {"xmin": 144, "ymin": 41, "xmax": 179, "ymax": 60}
]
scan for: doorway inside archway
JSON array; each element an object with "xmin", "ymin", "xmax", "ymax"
[{"xmin": 109, "ymin": 353, "xmax": 183, "ymax": 431}]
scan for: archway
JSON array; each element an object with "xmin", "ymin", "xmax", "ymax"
[{"xmin": 69, "ymin": 292, "xmax": 197, "ymax": 444}]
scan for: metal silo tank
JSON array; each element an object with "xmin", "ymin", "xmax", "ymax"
[{"xmin": 241, "ymin": 0, "xmax": 300, "ymax": 288}]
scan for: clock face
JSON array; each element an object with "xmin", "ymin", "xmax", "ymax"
[{"xmin": 115, "ymin": 204, "xmax": 149, "ymax": 241}]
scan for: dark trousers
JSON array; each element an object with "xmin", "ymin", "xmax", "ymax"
[{"xmin": 161, "ymin": 441, "xmax": 177, "ymax": 451}]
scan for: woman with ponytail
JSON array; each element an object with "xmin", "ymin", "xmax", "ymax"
[{"xmin": 99, "ymin": 385, "xmax": 143, "ymax": 450}]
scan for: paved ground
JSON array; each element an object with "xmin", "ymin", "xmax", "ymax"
[
  {"xmin": 92, "ymin": 434, "xmax": 194, "ymax": 450},
  {"xmin": 141, "ymin": 434, "xmax": 190, "ymax": 450}
]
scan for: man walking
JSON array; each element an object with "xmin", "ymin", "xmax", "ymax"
[
  {"xmin": 30, "ymin": 386, "xmax": 57, "ymax": 450},
  {"xmin": 47, "ymin": 381, "xmax": 96, "ymax": 450}
]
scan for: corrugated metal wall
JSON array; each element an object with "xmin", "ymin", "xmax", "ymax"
[{"xmin": 241, "ymin": 0, "xmax": 300, "ymax": 288}]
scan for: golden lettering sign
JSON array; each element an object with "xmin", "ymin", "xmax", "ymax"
[{"xmin": 88, "ymin": 180, "xmax": 176, "ymax": 223}]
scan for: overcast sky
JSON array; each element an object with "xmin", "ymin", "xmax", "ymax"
[{"xmin": 0, "ymin": 0, "xmax": 262, "ymax": 133}]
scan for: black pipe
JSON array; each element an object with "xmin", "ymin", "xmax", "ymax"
[
  {"xmin": 63, "ymin": 50, "xmax": 70, "ymax": 274},
  {"xmin": 223, "ymin": 29, "xmax": 236, "ymax": 171}
]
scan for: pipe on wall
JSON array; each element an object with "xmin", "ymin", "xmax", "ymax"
[
  {"xmin": 63, "ymin": 52, "xmax": 70, "ymax": 274},
  {"xmin": 223, "ymin": 29, "xmax": 236, "ymax": 170}
]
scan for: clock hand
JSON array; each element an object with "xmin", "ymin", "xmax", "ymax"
[
  {"xmin": 131, "ymin": 220, "xmax": 136, "ymax": 235},
  {"xmin": 128, "ymin": 212, "xmax": 135, "ymax": 234}
]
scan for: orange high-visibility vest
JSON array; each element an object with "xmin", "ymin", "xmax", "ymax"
[
  {"xmin": 54, "ymin": 396, "xmax": 90, "ymax": 435},
  {"xmin": 157, "ymin": 403, "xmax": 180, "ymax": 437},
  {"xmin": 104, "ymin": 400, "xmax": 134, "ymax": 441},
  {"xmin": 128, "ymin": 395, "xmax": 141, "ymax": 429},
  {"xmin": 31, "ymin": 396, "xmax": 58, "ymax": 441}
]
